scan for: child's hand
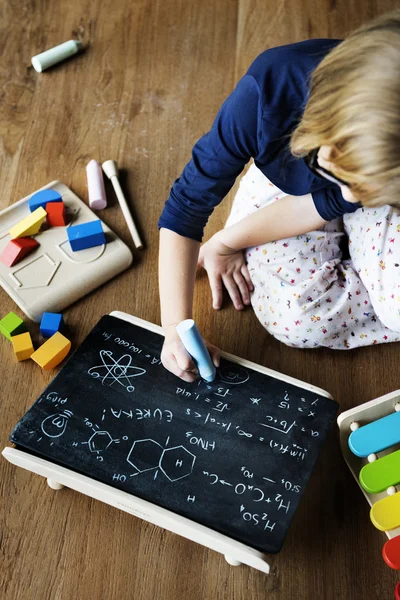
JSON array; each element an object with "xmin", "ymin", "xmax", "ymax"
[
  {"xmin": 161, "ymin": 326, "xmax": 220, "ymax": 382},
  {"xmin": 198, "ymin": 234, "xmax": 253, "ymax": 310}
]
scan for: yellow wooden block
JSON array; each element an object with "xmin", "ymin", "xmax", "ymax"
[
  {"xmin": 9, "ymin": 207, "xmax": 47, "ymax": 239},
  {"xmin": 31, "ymin": 332, "xmax": 71, "ymax": 370},
  {"xmin": 11, "ymin": 332, "xmax": 34, "ymax": 361},
  {"xmin": 370, "ymin": 491, "xmax": 400, "ymax": 531}
]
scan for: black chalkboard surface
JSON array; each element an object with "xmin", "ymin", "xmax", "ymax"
[{"xmin": 10, "ymin": 314, "xmax": 338, "ymax": 554}]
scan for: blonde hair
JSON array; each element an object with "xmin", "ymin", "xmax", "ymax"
[{"xmin": 290, "ymin": 10, "xmax": 400, "ymax": 207}]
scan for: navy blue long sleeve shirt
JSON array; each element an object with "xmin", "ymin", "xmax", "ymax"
[{"xmin": 159, "ymin": 39, "xmax": 360, "ymax": 242}]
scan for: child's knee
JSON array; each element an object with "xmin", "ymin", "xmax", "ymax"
[
  {"xmin": 375, "ymin": 302, "xmax": 400, "ymax": 333},
  {"xmin": 263, "ymin": 302, "xmax": 322, "ymax": 348}
]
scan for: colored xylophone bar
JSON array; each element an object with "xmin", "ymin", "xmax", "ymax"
[{"xmin": 337, "ymin": 390, "xmax": 400, "ymax": 579}]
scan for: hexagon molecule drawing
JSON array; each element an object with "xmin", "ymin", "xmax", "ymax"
[
  {"xmin": 80, "ymin": 430, "xmax": 124, "ymax": 461},
  {"xmin": 127, "ymin": 436, "xmax": 196, "ymax": 482},
  {"xmin": 127, "ymin": 439, "xmax": 164, "ymax": 473},
  {"xmin": 88, "ymin": 431, "xmax": 115, "ymax": 453},
  {"xmin": 159, "ymin": 446, "xmax": 196, "ymax": 481}
]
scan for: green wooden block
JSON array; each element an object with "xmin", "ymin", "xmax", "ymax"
[{"xmin": 0, "ymin": 312, "xmax": 26, "ymax": 340}]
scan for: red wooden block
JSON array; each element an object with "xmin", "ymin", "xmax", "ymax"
[
  {"xmin": 0, "ymin": 237, "xmax": 39, "ymax": 267},
  {"xmin": 46, "ymin": 201, "xmax": 66, "ymax": 226},
  {"xmin": 383, "ymin": 535, "xmax": 400, "ymax": 570},
  {"xmin": 396, "ymin": 582, "xmax": 400, "ymax": 600}
]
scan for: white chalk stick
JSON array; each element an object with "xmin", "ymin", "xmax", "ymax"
[
  {"xmin": 86, "ymin": 160, "xmax": 107, "ymax": 210},
  {"xmin": 31, "ymin": 40, "xmax": 82, "ymax": 73}
]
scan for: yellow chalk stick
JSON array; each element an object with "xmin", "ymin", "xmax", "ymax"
[
  {"xmin": 31, "ymin": 332, "xmax": 71, "ymax": 370},
  {"xmin": 11, "ymin": 332, "xmax": 34, "ymax": 361},
  {"xmin": 9, "ymin": 207, "xmax": 47, "ymax": 239},
  {"xmin": 370, "ymin": 492, "xmax": 400, "ymax": 531}
]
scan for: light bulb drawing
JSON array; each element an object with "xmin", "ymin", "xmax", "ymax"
[{"xmin": 41, "ymin": 410, "xmax": 73, "ymax": 438}]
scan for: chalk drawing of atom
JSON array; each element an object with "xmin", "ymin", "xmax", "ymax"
[{"xmin": 88, "ymin": 350, "xmax": 146, "ymax": 392}]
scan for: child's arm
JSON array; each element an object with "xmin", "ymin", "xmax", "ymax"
[
  {"xmin": 159, "ymin": 228, "xmax": 220, "ymax": 381},
  {"xmin": 198, "ymin": 193, "xmax": 327, "ymax": 310}
]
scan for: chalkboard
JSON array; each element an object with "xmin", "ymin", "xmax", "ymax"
[{"xmin": 10, "ymin": 314, "xmax": 338, "ymax": 554}]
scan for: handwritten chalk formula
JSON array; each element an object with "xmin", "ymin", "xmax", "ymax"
[{"xmin": 10, "ymin": 315, "xmax": 338, "ymax": 554}]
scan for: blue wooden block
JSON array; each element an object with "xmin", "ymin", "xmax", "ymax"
[
  {"xmin": 40, "ymin": 312, "xmax": 64, "ymax": 338},
  {"xmin": 67, "ymin": 220, "xmax": 106, "ymax": 251},
  {"xmin": 29, "ymin": 189, "xmax": 63, "ymax": 212},
  {"xmin": 348, "ymin": 410, "xmax": 400, "ymax": 457}
]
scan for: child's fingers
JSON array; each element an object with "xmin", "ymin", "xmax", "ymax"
[
  {"xmin": 174, "ymin": 346, "xmax": 198, "ymax": 374},
  {"xmin": 241, "ymin": 263, "xmax": 254, "ymax": 291},
  {"xmin": 161, "ymin": 343, "xmax": 199, "ymax": 382},
  {"xmin": 162, "ymin": 354, "xmax": 196, "ymax": 382},
  {"xmin": 222, "ymin": 274, "xmax": 243, "ymax": 310},
  {"xmin": 207, "ymin": 344, "xmax": 221, "ymax": 368},
  {"xmin": 233, "ymin": 271, "xmax": 251, "ymax": 306},
  {"xmin": 208, "ymin": 273, "xmax": 224, "ymax": 310}
]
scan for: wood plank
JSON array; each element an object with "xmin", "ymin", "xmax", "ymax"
[{"xmin": 1, "ymin": 0, "xmax": 399, "ymax": 598}]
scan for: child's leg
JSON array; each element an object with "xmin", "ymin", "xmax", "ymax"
[
  {"xmin": 226, "ymin": 165, "xmax": 400, "ymax": 349},
  {"xmin": 344, "ymin": 205, "xmax": 400, "ymax": 332}
]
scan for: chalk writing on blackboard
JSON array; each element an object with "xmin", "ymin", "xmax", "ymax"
[
  {"xmin": 10, "ymin": 314, "xmax": 338, "ymax": 555},
  {"xmin": 127, "ymin": 436, "xmax": 196, "ymax": 482},
  {"xmin": 259, "ymin": 417, "xmax": 297, "ymax": 435},
  {"xmin": 219, "ymin": 366, "xmax": 249, "ymax": 385},
  {"xmin": 41, "ymin": 410, "xmax": 73, "ymax": 438},
  {"xmin": 88, "ymin": 350, "xmax": 146, "ymax": 391}
]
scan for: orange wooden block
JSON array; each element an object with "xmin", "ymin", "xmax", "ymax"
[
  {"xmin": 46, "ymin": 201, "xmax": 66, "ymax": 226},
  {"xmin": 31, "ymin": 332, "xmax": 71, "ymax": 370},
  {"xmin": 0, "ymin": 237, "xmax": 39, "ymax": 267},
  {"xmin": 11, "ymin": 332, "xmax": 34, "ymax": 361}
]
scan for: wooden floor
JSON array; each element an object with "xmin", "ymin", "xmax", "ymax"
[{"xmin": 1, "ymin": 0, "xmax": 399, "ymax": 598}]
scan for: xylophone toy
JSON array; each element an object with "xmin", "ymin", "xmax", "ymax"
[{"xmin": 338, "ymin": 390, "xmax": 400, "ymax": 598}]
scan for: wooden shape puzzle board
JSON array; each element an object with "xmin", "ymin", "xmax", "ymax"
[{"xmin": 0, "ymin": 182, "xmax": 133, "ymax": 321}]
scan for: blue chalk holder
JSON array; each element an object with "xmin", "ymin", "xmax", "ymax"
[{"xmin": 176, "ymin": 319, "xmax": 216, "ymax": 382}]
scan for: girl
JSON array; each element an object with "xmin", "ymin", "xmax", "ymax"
[{"xmin": 158, "ymin": 10, "xmax": 400, "ymax": 382}]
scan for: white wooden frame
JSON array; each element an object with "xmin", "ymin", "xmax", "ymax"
[
  {"xmin": 2, "ymin": 310, "xmax": 333, "ymax": 573},
  {"xmin": 337, "ymin": 389, "xmax": 400, "ymax": 540}
]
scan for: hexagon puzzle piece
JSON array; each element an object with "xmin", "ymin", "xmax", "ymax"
[
  {"xmin": 0, "ymin": 237, "xmax": 39, "ymax": 267},
  {"xmin": 9, "ymin": 207, "xmax": 47, "ymax": 239},
  {"xmin": 11, "ymin": 332, "xmax": 34, "ymax": 361},
  {"xmin": 0, "ymin": 312, "xmax": 26, "ymax": 340},
  {"xmin": 40, "ymin": 312, "xmax": 64, "ymax": 338},
  {"xmin": 67, "ymin": 220, "xmax": 106, "ymax": 251},
  {"xmin": 28, "ymin": 189, "xmax": 62, "ymax": 212},
  {"xmin": 31, "ymin": 332, "xmax": 71, "ymax": 370}
]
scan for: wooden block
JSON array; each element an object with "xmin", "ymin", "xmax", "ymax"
[
  {"xmin": 348, "ymin": 410, "xmax": 400, "ymax": 457},
  {"xmin": 11, "ymin": 332, "xmax": 34, "ymax": 361},
  {"xmin": 0, "ymin": 312, "xmax": 26, "ymax": 340},
  {"xmin": 370, "ymin": 492, "xmax": 400, "ymax": 531},
  {"xmin": 31, "ymin": 332, "xmax": 71, "ymax": 370},
  {"xmin": 40, "ymin": 312, "xmax": 64, "ymax": 338},
  {"xmin": 0, "ymin": 237, "xmax": 39, "ymax": 267},
  {"xmin": 28, "ymin": 189, "xmax": 62, "ymax": 212},
  {"xmin": 67, "ymin": 220, "xmax": 106, "ymax": 251},
  {"xmin": 383, "ymin": 535, "xmax": 400, "ymax": 570},
  {"xmin": 46, "ymin": 201, "xmax": 66, "ymax": 226},
  {"xmin": 360, "ymin": 449, "xmax": 400, "ymax": 493},
  {"xmin": 9, "ymin": 207, "xmax": 47, "ymax": 239}
]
